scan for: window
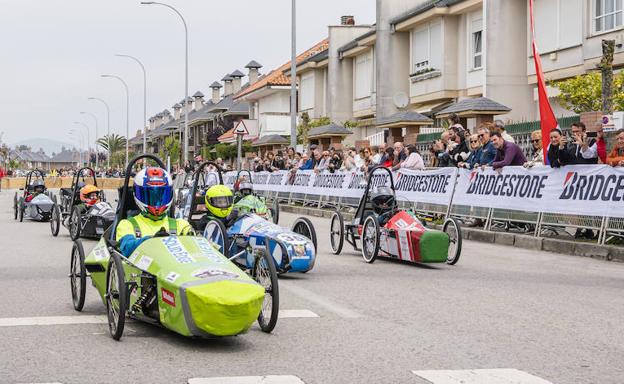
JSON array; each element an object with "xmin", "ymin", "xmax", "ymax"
[
  {"xmin": 595, "ymin": 0, "xmax": 623, "ymax": 33},
  {"xmin": 532, "ymin": 0, "xmax": 582, "ymax": 52},
  {"xmin": 411, "ymin": 21, "xmax": 442, "ymax": 73},
  {"xmin": 355, "ymin": 51, "xmax": 373, "ymax": 99},
  {"xmin": 300, "ymin": 73, "xmax": 315, "ymax": 110},
  {"xmin": 472, "ymin": 29, "xmax": 482, "ymax": 69}
]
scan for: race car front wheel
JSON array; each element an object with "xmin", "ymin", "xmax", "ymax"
[
  {"xmin": 330, "ymin": 211, "xmax": 344, "ymax": 255},
  {"xmin": 106, "ymin": 252, "xmax": 127, "ymax": 341},
  {"xmin": 361, "ymin": 216, "xmax": 380, "ymax": 263},
  {"xmin": 253, "ymin": 247, "xmax": 279, "ymax": 333},
  {"xmin": 70, "ymin": 241, "xmax": 86, "ymax": 311},
  {"xmin": 443, "ymin": 218, "xmax": 463, "ymax": 265},
  {"xmin": 13, "ymin": 194, "xmax": 18, "ymax": 220},
  {"xmin": 271, "ymin": 199, "xmax": 280, "ymax": 225},
  {"xmin": 69, "ymin": 206, "xmax": 81, "ymax": 241},
  {"xmin": 50, "ymin": 204, "xmax": 61, "ymax": 237},
  {"xmin": 292, "ymin": 217, "xmax": 317, "ymax": 251},
  {"xmin": 19, "ymin": 199, "xmax": 24, "ymax": 222}
]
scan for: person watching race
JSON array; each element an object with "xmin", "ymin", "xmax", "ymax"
[{"xmin": 116, "ymin": 167, "xmax": 193, "ymax": 257}]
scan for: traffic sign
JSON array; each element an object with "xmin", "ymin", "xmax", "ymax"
[{"xmin": 234, "ymin": 121, "xmax": 249, "ymax": 135}]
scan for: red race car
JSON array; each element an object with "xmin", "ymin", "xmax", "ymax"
[{"xmin": 330, "ymin": 166, "xmax": 462, "ymax": 265}]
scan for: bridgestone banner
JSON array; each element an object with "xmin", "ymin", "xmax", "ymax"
[
  {"xmin": 224, "ymin": 168, "xmax": 458, "ymax": 206},
  {"xmin": 453, "ymin": 165, "xmax": 624, "ymax": 218}
]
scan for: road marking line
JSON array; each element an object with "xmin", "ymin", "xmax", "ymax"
[
  {"xmin": 0, "ymin": 315, "xmax": 107, "ymax": 327},
  {"xmin": 280, "ymin": 281, "xmax": 363, "ymax": 319},
  {"xmin": 188, "ymin": 376, "xmax": 305, "ymax": 384},
  {"xmin": 279, "ymin": 309, "xmax": 319, "ymax": 319},
  {"xmin": 412, "ymin": 369, "xmax": 553, "ymax": 384}
]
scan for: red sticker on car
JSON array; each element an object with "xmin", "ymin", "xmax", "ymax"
[{"xmin": 161, "ymin": 288, "xmax": 176, "ymax": 307}]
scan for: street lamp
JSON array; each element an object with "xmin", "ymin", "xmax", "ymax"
[
  {"xmin": 73, "ymin": 122, "xmax": 91, "ymax": 166},
  {"xmin": 140, "ymin": 1, "xmax": 189, "ymax": 164},
  {"xmin": 80, "ymin": 111, "xmax": 99, "ymax": 169},
  {"xmin": 88, "ymin": 97, "xmax": 111, "ymax": 168},
  {"xmin": 69, "ymin": 128, "xmax": 85, "ymax": 166},
  {"xmin": 115, "ymin": 54, "xmax": 147, "ymax": 154},
  {"xmin": 290, "ymin": 0, "xmax": 297, "ymax": 149},
  {"xmin": 101, "ymin": 74, "xmax": 130, "ymax": 168}
]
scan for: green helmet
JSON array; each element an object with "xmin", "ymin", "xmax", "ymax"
[{"xmin": 205, "ymin": 185, "xmax": 233, "ymax": 219}]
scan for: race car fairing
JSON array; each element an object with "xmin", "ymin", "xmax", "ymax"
[
  {"xmin": 233, "ymin": 170, "xmax": 279, "ymax": 224},
  {"xmin": 70, "ymin": 155, "xmax": 270, "ymax": 340},
  {"xmin": 50, "ymin": 167, "xmax": 115, "ymax": 239},
  {"xmin": 330, "ymin": 165, "xmax": 462, "ymax": 265},
  {"xmin": 14, "ymin": 169, "xmax": 54, "ymax": 222},
  {"xmin": 186, "ymin": 161, "xmax": 316, "ymax": 276}
]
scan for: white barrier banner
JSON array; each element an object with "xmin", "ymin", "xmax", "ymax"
[
  {"xmin": 223, "ymin": 168, "xmax": 458, "ymax": 206},
  {"xmin": 453, "ymin": 165, "xmax": 624, "ymax": 218}
]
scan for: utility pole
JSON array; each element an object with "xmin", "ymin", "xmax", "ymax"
[
  {"xmin": 600, "ymin": 39, "xmax": 615, "ymax": 114},
  {"xmin": 289, "ymin": 0, "xmax": 297, "ymax": 149}
]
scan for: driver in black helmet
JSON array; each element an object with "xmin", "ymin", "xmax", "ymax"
[
  {"xmin": 234, "ymin": 181, "xmax": 254, "ymax": 203},
  {"xmin": 26, "ymin": 180, "xmax": 46, "ymax": 202},
  {"xmin": 370, "ymin": 186, "xmax": 397, "ymax": 226}
]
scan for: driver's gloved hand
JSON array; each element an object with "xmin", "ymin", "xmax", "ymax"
[{"xmin": 153, "ymin": 227, "xmax": 169, "ymax": 237}]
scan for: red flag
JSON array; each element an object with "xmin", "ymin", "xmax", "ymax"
[{"xmin": 530, "ymin": 0, "xmax": 559, "ymax": 162}]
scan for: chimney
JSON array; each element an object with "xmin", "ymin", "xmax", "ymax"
[
  {"xmin": 163, "ymin": 109, "xmax": 171, "ymax": 122},
  {"xmin": 173, "ymin": 103, "xmax": 181, "ymax": 120},
  {"xmin": 230, "ymin": 70, "xmax": 245, "ymax": 93},
  {"xmin": 210, "ymin": 81, "xmax": 222, "ymax": 104},
  {"xmin": 341, "ymin": 15, "xmax": 355, "ymax": 25},
  {"xmin": 149, "ymin": 117, "xmax": 155, "ymax": 130},
  {"xmin": 185, "ymin": 97, "xmax": 193, "ymax": 114},
  {"xmin": 222, "ymin": 74, "xmax": 233, "ymax": 96},
  {"xmin": 246, "ymin": 60, "xmax": 263, "ymax": 85},
  {"xmin": 193, "ymin": 91, "xmax": 205, "ymax": 111}
]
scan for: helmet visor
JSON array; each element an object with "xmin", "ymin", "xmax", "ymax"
[
  {"xmin": 209, "ymin": 195, "xmax": 233, "ymax": 209},
  {"xmin": 134, "ymin": 184, "xmax": 173, "ymax": 208}
]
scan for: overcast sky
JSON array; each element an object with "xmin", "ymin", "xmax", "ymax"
[{"xmin": 0, "ymin": 0, "xmax": 375, "ymax": 148}]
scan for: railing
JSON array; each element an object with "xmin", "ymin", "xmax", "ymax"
[{"xmin": 365, "ymin": 131, "xmax": 385, "ymax": 146}]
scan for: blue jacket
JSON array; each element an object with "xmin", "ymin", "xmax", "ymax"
[
  {"xmin": 299, "ymin": 159, "xmax": 314, "ymax": 170},
  {"xmin": 466, "ymin": 148, "xmax": 483, "ymax": 169},
  {"xmin": 479, "ymin": 142, "xmax": 496, "ymax": 166}
]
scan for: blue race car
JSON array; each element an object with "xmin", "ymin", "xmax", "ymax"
[{"xmin": 184, "ymin": 161, "xmax": 317, "ymax": 275}]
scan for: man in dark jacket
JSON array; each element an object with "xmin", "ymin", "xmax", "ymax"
[
  {"xmin": 559, "ymin": 122, "xmax": 598, "ymax": 165},
  {"xmin": 490, "ymin": 132, "xmax": 527, "ymax": 170}
]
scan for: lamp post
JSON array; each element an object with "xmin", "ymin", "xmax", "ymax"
[
  {"xmin": 290, "ymin": 0, "xmax": 297, "ymax": 149},
  {"xmin": 80, "ymin": 111, "xmax": 99, "ymax": 169},
  {"xmin": 68, "ymin": 131, "xmax": 81, "ymax": 166},
  {"xmin": 88, "ymin": 97, "xmax": 111, "ymax": 168},
  {"xmin": 101, "ymin": 74, "xmax": 130, "ymax": 168},
  {"xmin": 140, "ymin": 1, "xmax": 189, "ymax": 164},
  {"xmin": 70, "ymin": 127, "xmax": 86, "ymax": 166},
  {"xmin": 115, "ymin": 54, "xmax": 148, "ymax": 154}
]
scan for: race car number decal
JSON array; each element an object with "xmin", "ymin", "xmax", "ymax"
[
  {"xmin": 165, "ymin": 272, "xmax": 180, "ymax": 283},
  {"xmin": 162, "ymin": 237, "xmax": 195, "ymax": 264},
  {"xmin": 136, "ymin": 256, "xmax": 153, "ymax": 270},
  {"xmin": 277, "ymin": 233, "xmax": 308, "ymax": 244},
  {"xmin": 193, "ymin": 238, "xmax": 224, "ymax": 264},
  {"xmin": 161, "ymin": 288, "xmax": 176, "ymax": 307},
  {"xmin": 193, "ymin": 269, "xmax": 239, "ymax": 279},
  {"xmin": 93, "ymin": 246, "xmax": 108, "ymax": 261}
]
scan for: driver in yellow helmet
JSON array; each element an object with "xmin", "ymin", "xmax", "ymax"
[{"xmin": 199, "ymin": 184, "xmax": 239, "ymax": 230}]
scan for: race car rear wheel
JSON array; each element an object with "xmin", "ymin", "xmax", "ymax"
[
  {"xmin": 292, "ymin": 217, "xmax": 317, "ymax": 251},
  {"xmin": 330, "ymin": 211, "xmax": 344, "ymax": 255},
  {"xmin": 50, "ymin": 204, "xmax": 61, "ymax": 237},
  {"xmin": 13, "ymin": 194, "xmax": 17, "ymax": 220},
  {"xmin": 271, "ymin": 199, "xmax": 280, "ymax": 225},
  {"xmin": 19, "ymin": 199, "xmax": 24, "ymax": 222},
  {"xmin": 70, "ymin": 241, "xmax": 86, "ymax": 311},
  {"xmin": 69, "ymin": 206, "xmax": 81, "ymax": 241},
  {"xmin": 253, "ymin": 248, "xmax": 279, "ymax": 333},
  {"xmin": 443, "ymin": 218, "xmax": 462, "ymax": 265},
  {"xmin": 106, "ymin": 252, "xmax": 127, "ymax": 341},
  {"xmin": 361, "ymin": 216, "xmax": 380, "ymax": 263},
  {"xmin": 204, "ymin": 219, "xmax": 230, "ymax": 257}
]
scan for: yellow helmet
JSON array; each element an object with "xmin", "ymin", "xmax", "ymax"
[{"xmin": 204, "ymin": 185, "xmax": 233, "ymax": 219}]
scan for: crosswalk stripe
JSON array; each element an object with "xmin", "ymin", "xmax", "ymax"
[
  {"xmin": 278, "ymin": 309, "xmax": 319, "ymax": 319},
  {"xmin": 412, "ymin": 369, "xmax": 553, "ymax": 384},
  {"xmin": 188, "ymin": 376, "xmax": 305, "ymax": 384},
  {"xmin": 0, "ymin": 315, "xmax": 107, "ymax": 327}
]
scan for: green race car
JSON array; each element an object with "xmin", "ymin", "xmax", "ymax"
[
  {"xmin": 70, "ymin": 155, "xmax": 278, "ymax": 340},
  {"xmin": 233, "ymin": 170, "xmax": 280, "ymax": 225}
]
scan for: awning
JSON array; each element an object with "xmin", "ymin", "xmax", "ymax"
[
  {"xmin": 415, "ymin": 100, "xmax": 453, "ymax": 115},
  {"xmin": 307, "ymin": 123, "xmax": 353, "ymax": 139},
  {"xmin": 252, "ymin": 134, "xmax": 289, "ymax": 147},
  {"xmin": 376, "ymin": 110, "xmax": 433, "ymax": 129},
  {"xmin": 436, "ymin": 97, "xmax": 511, "ymax": 118}
]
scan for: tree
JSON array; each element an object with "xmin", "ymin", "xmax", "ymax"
[
  {"xmin": 297, "ymin": 114, "xmax": 331, "ymax": 145},
  {"xmin": 164, "ymin": 136, "xmax": 180, "ymax": 165},
  {"xmin": 97, "ymin": 134, "xmax": 127, "ymax": 154},
  {"xmin": 554, "ymin": 71, "xmax": 624, "ymax": 113}
]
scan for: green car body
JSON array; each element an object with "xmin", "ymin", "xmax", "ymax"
[
  {"xmin": 84, "ymin": 235, "xmax": 265, "ymax": 337},
  {"xmin": 234, "ymin": 195, "xmax": 272, "ymax": 222}
]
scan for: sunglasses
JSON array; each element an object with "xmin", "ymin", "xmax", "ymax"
[
  {"xmin": 470, "ymin": 140, "xmax": 479, "ymax": 143},
  {"xmin": 531, "ymin": 139, "xmax": 541, "ymax": 143},
  {"xmin": 478, "ymin": 134, "xmax": 485, "ymax": 138}
]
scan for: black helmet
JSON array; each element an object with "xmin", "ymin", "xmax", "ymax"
[
  {"xmin": 370, "ymin": 186, "xmax": 395, "ymax": 214},
  {"xmin": 238, "ymin": 182, "xmax": 253, "ymax": 196}
]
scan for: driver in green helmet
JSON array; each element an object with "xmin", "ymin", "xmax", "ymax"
[{"xmin": 197, "ymin": 184, "xmax": 239, "ymax": 231}]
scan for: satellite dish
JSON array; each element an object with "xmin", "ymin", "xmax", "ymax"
[{"xmin": 393, "ymin": 92, "xmax": 409, "ymax": 109}]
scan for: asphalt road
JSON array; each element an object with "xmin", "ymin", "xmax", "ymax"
[{"xmin": 0, "ymin": 189, "xmax": 623, "ymax": 384}]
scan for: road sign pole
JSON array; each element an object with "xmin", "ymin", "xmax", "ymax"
[{"xmin": 237, "ymin": 134, "xmax": 243, "ymax": 171}]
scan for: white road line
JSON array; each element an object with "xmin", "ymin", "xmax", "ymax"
[
  {"xmin": 280, "ymin": 281, "xmax": 363, "ymax": 319},
  {"xmin": 412, "ymin": 369, "xmax": 553, "ymax": 384},
  {"xmin": 278, "ymin": 309, "xmax": 319, "ymax": 319},
  {"xmin": 0, "ymin": 315, "xmax": 108, "ymax": 327},
  {"xmin": 188, "ymin": 376, "xmax": 305, "ymax": 384}
]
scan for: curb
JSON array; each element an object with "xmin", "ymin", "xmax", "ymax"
[{"xmin": 281, "ymin": 205, "xmax": 624, "ymax": 263}]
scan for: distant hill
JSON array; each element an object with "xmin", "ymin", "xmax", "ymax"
[{"xmin": 12, "ymin": 138, "xmax": 77, "ymax": 156}]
